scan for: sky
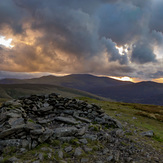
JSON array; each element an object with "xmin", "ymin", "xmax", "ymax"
[{"xmin": 0, "ymin": 0, "xmax": 163, "ymax": 82}]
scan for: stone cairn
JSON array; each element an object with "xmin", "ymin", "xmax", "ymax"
[{"xmin": 0, "ymin": 93, "xmax": 161, "ymax": 163}]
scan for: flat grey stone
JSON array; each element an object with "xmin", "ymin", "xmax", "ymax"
[
  {"xmin": 38, "ymin": 128, "xmax": 53, "ymax": 143},
  {"xmin": 48, "ymin": 153, "xmax": 52, "ymax": 158},
  {"xmin": 58, "ymin": 150, "xmax": 63, "ymax": 159},
  {"xmin": 8, "ymin": 118, "xmax": 25, "ymax": 127},
  {"xmin": 74, "ymin": 147, "xmax": 82, "ymax": 157},
  {"xmin": 25, "ymin": 122, "xmax": 42, "ymax": 130},
  {"xmin": 30, "ymin": 129, "xmax": 44, "ymax": 135},
  {"xmin": 141, "ymin": 130, "xmax": 154, "ymax": 137},
  {"xmin": 39, "ymin": 106, "xmax": 53, "ymax": 112},
  {"xmin": 32, "ymin": 140, "xmax": 38, "ymax": 149},
  {"xmin": 6, "ymin": 112, "xmax": 22, "ymax": 118},
  {"xmin": 114, "ymin": 119, "xmax": 123, "ymax": 128},
  {"xmin": 64, "ymin": 146, "xmax": 73, "ymax": 153},
  {"xmin": 54, "ymin": 116, "xmax": 79, "ymax": 125},
  {"xmin": 4, "ymin": 100, "xmax": 22, "ymax": 107},
  {"xmin": 95, "ymin": 117, "xmax": 104, "ymax": 123},
  {"xmin": 87, "ymin": 104, "xmax": 93, "ymax": 109},
  {"xmin": 104, "ymin": 115, "xmax": 122, "ymax": 128},
  {"xmin": 53, "ymin": 127, "xmax": 78, "ymax": 138},
  {"xmin": 0, "ymin": 127, "xmax": 23, "ymax": 139},
  {"xmin": 77, "ymin": 127, "xmax": 87, "ymax": 136},
  {"xmin": 58, "ymin": 136, "xmax": 75, "ymax": 143},
  {"xmin": 79, "ymin": 139, "xmax": 88, "ymax": 144},
  {"xmin": 19, "ymin": 148, "xmax": 27, "ymax": 153},
  {"xmin": 43, "ymin": 103, "xmax": 49, "ymax": 107},
  {"xmin": 38, "ymin": 153, "xmax": 44, "ymax": 160},
  {"xmin": 83, "ymin": 146, "xmax": 92, "ymax": 152},
  {"xmin": 92, "ymin": 111, "xmax": 99, "ymax": 116},
  {"xmin": 133, "ymin": 117, "xmax": 137, "ymax": 120},
  {"xmin": 107, "ymin": 155, "xmax": 114, "ymax": 162},
  {"xmin": 8, "ymin": 156, "xmax": 19, "ymax": 162},
  {"xmin": 63, "ymin": 110, "xmax": 74, "ymax": 115},
  {"xmin": 41, "ymin": 147, "xmax": 52, "ymax": 152},
  {"xmin": 74, "ymin": 116, "xmax": 91, "ymax": 123},
  {"xmin": 83, "ymin": 134, "xmax": 97, "ymax": 141}
]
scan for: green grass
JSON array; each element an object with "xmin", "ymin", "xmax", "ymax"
[
  {"xmin": 0, "ymin": 84, "xmax": 107, "ymax": 101},
  {"xmin": 77, "ymin": 97, "xmax": 163, "ymax": 147}
]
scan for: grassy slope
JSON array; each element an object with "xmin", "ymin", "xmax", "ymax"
[
  {"xmin": 0, "ymin": 84, "xmax": 108, "ymax": 101},
  {"xmin": 77, "ymin": 97, "xmax": 163, "ymax": 150}
]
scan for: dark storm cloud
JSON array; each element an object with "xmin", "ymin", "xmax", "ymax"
[
  {"xmin": 97, "ymin": 2, "xmax": 144, "ymax": 45},
  {"xmin": 121, "ymin": 0, "xmax": 151, "ymax": 8},
  {"xmin": 149, "ymin": 0, "xmax": 163, "ymax": 33},
  {"xmin": 0, "ymin": 0, "xmax": 163, "ymax": 80},
  {"xmin": 0, "ymin": 0, "xmax": 27, "ymax": 35},
  {"xmin": 151, "ymin": 30, "xmax": 163, "ymax": 46},
  {"xmin": 135, "ymin": 69, "xmax": 163, "ymax": 81},
  {"xmin": 131, "ymin": 41, "xmax": 157, "ymax": 64},
  {"xmin": 150, "ymin": 71, "xmax": 163, "ymax": 79},
  {"xmin": 13, "ymin": 0, "xmax": 128, "ymax": 62},
  {"xmin": 102, "ymin": 38, "xmax": 128, "ymax": 64}
]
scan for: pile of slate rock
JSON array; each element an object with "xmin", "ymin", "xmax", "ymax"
[{"xmin": 0, "ymin": 93, "xmax": 162, "ymax": 163}]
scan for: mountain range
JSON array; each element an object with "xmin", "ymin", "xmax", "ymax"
[{"xmin": 0, "ymin": 74, "xmax": 163, "ymax": 105}]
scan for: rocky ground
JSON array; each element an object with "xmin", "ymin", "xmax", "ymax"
[{"xmin": 0, "ymin": 93, "xmax": 162, "ymax": 163}]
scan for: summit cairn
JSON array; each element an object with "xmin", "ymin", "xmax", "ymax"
[{"xmin": 0, "ymin": 93, "xmax": 161, "ymax": 162}]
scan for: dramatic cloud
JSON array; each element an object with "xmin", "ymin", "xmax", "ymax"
[
  {"xmin": 0, "ymin": 0, "xmax": 163, "ymax": 80},
  {"xmin": 131, "ymin": 41, "xmax": 157, "ymax": 64},
  {"xmin": 149, "ymin": 0, "xmax": 163, "ymax": 33}
]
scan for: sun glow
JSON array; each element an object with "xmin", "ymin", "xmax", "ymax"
[
  {"xmin": 152, "ymin": 78, "xmax": 163, "ymax": 83},
  {"xmin": 109, "ymin": 76, "xmax": 133, "ymax": 82},
  {"xmin": 116, "ymin": 45, "xmax": 128, "ymax": 55},
  {"xmin": 0, "ymin": 36, "xmax": 14, "ymax": 48}
]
